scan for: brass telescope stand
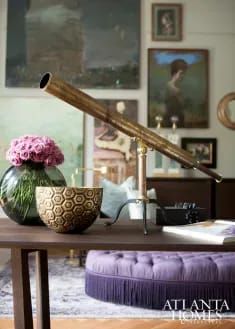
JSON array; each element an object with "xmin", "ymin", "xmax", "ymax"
[{"xmin": 106, "ymin": 140, "xmax": 166, "ymax": 235}]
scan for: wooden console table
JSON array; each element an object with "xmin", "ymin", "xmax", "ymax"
[{"xmin": 0, "ymin": 217, "xmax": 235, "ymax": 329}]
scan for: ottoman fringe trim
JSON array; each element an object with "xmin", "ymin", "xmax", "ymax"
[{"xmin": 85, "ymin": 271, "xmax": 235, "ymax": 311}]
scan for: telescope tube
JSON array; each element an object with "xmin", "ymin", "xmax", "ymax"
[{"xmin": 40, "ymin": 73, "xmax": 222, "ymax": 182}]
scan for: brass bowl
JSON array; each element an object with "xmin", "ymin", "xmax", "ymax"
[{"xmin": 36, "ymin": 186, "xmax": 103, "ymax": 233}]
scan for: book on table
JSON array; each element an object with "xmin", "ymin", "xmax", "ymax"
[{"xmin": 162, "ymin": 220, "xmax": 235, "ymax": 244}]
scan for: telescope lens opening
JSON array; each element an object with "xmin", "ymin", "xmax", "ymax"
[{"xmin": 40, "ymin": 73, "xmax": 51, "ymax": 89}]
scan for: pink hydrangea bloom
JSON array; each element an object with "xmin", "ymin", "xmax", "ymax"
[{"xmin": 6, "ymin": 135, "xmax": 64, "ymax": 167}]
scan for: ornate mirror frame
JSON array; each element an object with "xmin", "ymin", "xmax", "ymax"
[{"xmin": 217, "ymin": 92, "xmax": 235, "ymax": 130}]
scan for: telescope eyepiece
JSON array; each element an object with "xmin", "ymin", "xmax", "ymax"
[{"xmin": 40, "ymin": 72, "xmax": 51, "ymax": 89}]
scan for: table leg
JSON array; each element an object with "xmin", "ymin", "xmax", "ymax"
[
  {"xmin": 11, "ymin": 248, "xmax": 34, "ymax": 329},
  {"xmin": 36, "ymin": 250, "xmax": 51, "ymax": 329}
]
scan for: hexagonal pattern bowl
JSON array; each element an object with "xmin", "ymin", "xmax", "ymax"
[{"xmin": 36, "ymin": 187, "xmax": 103, "ymax": 233}]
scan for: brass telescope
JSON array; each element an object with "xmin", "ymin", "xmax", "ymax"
[
  {"xmin": 40, "ymin": 73, "xmax": 222, "ymax": 234},
  {"xmin": 40, "ymin": 73, "xmax": 222, "ymax": 182}
]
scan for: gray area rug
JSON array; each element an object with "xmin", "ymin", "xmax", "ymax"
[{"xmin": 0, "ymin": 256, "xmax": 234, "ymax": 319}]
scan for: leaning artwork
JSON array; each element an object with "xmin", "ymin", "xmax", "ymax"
[
  {"xmin": 0, "ymin": 98, "xmax": 84, "ymax": 186},
  {"xmin": 148, "ymin": 49, "xmax": 209, "ymax": 128},
  {"xmin": 94, "ymin": 100, "xmax": 138, "ymax": 185}
]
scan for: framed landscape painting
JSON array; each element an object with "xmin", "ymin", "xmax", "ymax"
[
  {"xmin": 148, "ymin": 49, "xmax": 209, "ymax": 128},
  {"xmin": 6, "ymin": 0, "xmax": 140, "ymax": 89},
  {"xmin": 0, "ymin": 98, "xmax": 84, "ymax": 186},
  {"xmin": 152, "ymin": 3, "xmax": 183, "ymax": 41},
  {"xmin": 94, "ymin": 100, "xmax": 138, "ymax": 185}
]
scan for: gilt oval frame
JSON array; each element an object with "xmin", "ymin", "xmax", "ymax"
[{"xmin": 217, "ymin": 92, "xmax": 235, "ymax": 130}]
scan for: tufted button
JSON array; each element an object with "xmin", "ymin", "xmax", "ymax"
[{"xmin": 123, "ymin": 254, "xmax": 136, "ymax": 261}]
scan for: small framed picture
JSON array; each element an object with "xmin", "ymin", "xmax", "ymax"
[
  {"xmin": 152, "ymin": 3, "xmax": 183, "ymax": 41},
  {"xmin": 181, "ymin": 138, "xmax": 217, "ymax": 168}
]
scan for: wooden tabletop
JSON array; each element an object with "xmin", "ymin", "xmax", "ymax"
[{"xmin": 0, "ymin": 217, "xmax": 235, "ymax": 251}]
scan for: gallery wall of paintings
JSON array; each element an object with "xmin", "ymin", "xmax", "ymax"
[{"xmin": 0, "ymin": 0, "xmax": 234, "ymax": 182}]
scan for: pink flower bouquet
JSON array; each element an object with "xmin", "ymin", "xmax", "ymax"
[
  {"xmin": 0, "ymin": 135, "xmax": 66, "ymax": 223},
  {"xmin": 6, "ymin": 135, "xmax": 64, "ymax": 167}
]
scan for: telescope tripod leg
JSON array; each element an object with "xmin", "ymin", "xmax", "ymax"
[
  {"xmin": 142, "ymin": 200, "xmax": 148, "ymax": 235},
  {"xmin": 105, "ymin": 199, "xmax": 148, "ymax": 235},
  {"xmin": 148, "ymin": 198, "xmax": 168, "ymax": 225},
  {"xmin": 105, "ymin": 199, "xmax": 136, "ymax": 226}
]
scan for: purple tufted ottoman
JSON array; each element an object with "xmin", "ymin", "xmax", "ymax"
[{"xmin": 85, "ymin": 251, "xmax": 235, "ymax": 310}]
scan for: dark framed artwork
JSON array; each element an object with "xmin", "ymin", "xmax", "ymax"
[
  {"xmin": 181, "ymin": 138, "xmax": 217, "ymax": 168},
  {"xmin": 152, "ymin": 3, "xmax": 183, "ymax": 41},
  {"xmin": 6, "ymin": 0, "xmax": 140, "ymax": 89},
  {"xmin": 94, "ymin": 100, "xmax": 138, "ymax": 185},
  {"xmin": 148, "ymin": 48, "xmax": 209, "ymax": 128}
]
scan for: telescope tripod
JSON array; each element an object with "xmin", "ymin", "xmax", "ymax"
[{"xmin": 105, "ymin": 139, "xmax": 167, "ymax": 235}]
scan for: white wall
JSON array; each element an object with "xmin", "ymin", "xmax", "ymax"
[{"xmin": 0, "ymin": 0, "xmax": 234, "ymax": 185}]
